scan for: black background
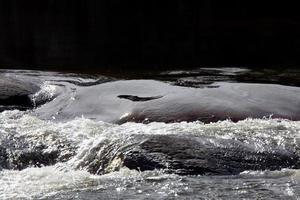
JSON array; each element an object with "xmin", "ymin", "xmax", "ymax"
[{"xmin": 0, "ymin": 1, "xmax": 299, "ymax": 71}]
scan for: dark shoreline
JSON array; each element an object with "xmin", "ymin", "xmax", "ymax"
[
  {"xmin": 1, "ymin": 2, "xmax": 300, "ymax": 69},
  {"xmin": 1, "ymin": 64, "xmax": 299, "ymax": 75}
]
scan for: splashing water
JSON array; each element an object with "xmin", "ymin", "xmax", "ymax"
[
  {"xmin": 0, "ymin": 109, "xmax": 300, "ymax": 199},
  {"xmin": 1, "ymin": 68, "xmax": 300, "ymax": 199}
]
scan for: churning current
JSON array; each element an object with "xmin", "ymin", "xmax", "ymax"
[{"xmin": 0, "ymin": 68, "xmax": 300, "ymax": 199}]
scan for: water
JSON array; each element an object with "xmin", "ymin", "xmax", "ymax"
[{"xmin": 0, "ymin": 68, "xmax": 300, "ymax": 199}]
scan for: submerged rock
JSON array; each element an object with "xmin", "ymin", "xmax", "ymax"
[
  {"xmin": 0, "ymin": 131, "xmax": 76, "ymax": 171},
  {"xmin": 120, "ymin": 135, "xmax": 300, "ymax": 175},
  {"xmin": 79, "ymin": 134, "xmax": 300, "ymax": 176},
  {"xmin": 34, "ymin": 80, "xmax": 300, "ymax": 123},
  {"xmin": 1, "ymin": 131, "xmax": 299, "ymax": 175}
]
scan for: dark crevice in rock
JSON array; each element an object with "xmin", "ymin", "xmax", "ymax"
[{"xmin": 117, "ymin": 95, "xmax": 163, "ymax": 102}]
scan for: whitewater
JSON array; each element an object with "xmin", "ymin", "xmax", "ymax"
[{"xmin": 0, "ymin": 68, "xmax": 299, "ymax": 199}]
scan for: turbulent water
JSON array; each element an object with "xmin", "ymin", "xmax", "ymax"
[{"xmin": 0, "ymin": 68, "xmax": 300, "ymax": 199}]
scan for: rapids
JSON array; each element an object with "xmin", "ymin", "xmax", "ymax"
[{"xmin": 0, "ymin": 68, "xmax": 299, "ymax": 199}]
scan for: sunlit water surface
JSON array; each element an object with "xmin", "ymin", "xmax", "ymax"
[{"xmin": 0, "ymin": 68, "xmax": 300, "ymax": 199}]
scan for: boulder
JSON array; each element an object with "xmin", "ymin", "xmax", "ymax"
[
  {"xmin": 0, "ymin": 76, "xmax": 40, "ymax": 111},
  {"xmin": 120, "ymin": 135, "xmax": 300, "ymax": 175}
]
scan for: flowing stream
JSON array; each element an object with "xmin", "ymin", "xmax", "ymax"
[{"xmin": 0, "ymin": 68, "xmax": 299, "ymax": 199}]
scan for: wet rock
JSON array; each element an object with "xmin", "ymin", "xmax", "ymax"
[
  {"xmin": 75, "ymin": 138, "xmax": 125, "ymax": 175},
  {"xmin": 0, "ymin": 76, "xmax": 40, "ymax": 111},
  {"xmin": 0, "ymin": 133, "xmax": 76, "ymax": 170},
  {"xmin": 8, "ymin": 147, "xmax": 60, "ymax": 170},
  {"xmin": 35, "ymin": 80, "xmax": 300, "ymax": 123},
  {"xmin": 116, "ymin": 81, "xmax": 300, "ymax": 124},
  {"xmin": 121, "ymin": 135, "xmax": 300, "ymax": 175}
]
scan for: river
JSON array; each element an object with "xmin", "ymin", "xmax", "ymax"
[{"xmin": 0, "ymin": 67, "xmax": 299, "ymax": 199}]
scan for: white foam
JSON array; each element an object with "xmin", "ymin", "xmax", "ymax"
[
  {"xmin": 0, "ymin": 166, "xmax": 100, "ymax": 199},
  {"xmin": 1, "ymin": 110, "xmax": 300, "ymax": 199}
]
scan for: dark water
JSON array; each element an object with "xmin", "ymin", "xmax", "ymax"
[{"xmin": 0, "ymin": 67, "xmax": 300, "ymax": 199}]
